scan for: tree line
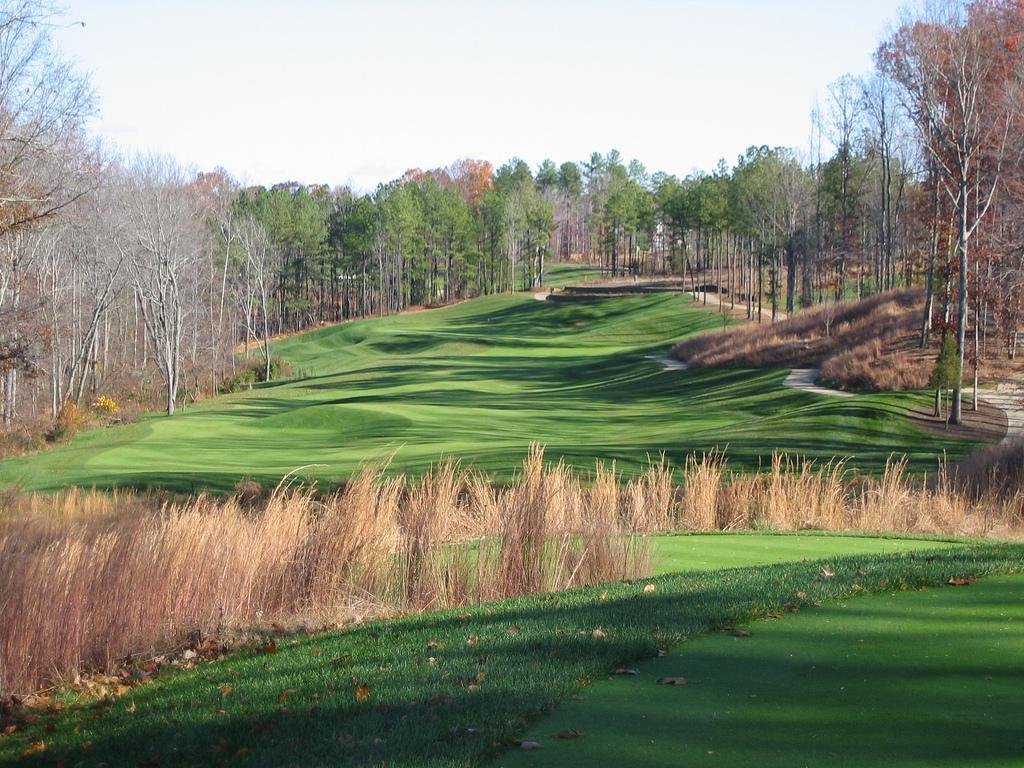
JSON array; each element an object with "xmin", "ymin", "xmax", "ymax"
[{"xmin": 0, "ymin": 0, "xmax": 1022, "ymax": 430}]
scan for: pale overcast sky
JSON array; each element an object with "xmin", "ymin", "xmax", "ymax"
[{"xmin": 56, "ymin": 0, "xmax": 906, "ymax": 191}]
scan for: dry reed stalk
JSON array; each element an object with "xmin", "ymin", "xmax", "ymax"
[
  {"xmin": 855, "ymin": 457, "xmax": 914, "ymax": 531},
  {"xmin": 625, "ymin": 457, "xmax": 676, "ymax": 532},
  {"xmin": 682, "ymin": 451, "xmax": 725, "ymax": 530},
  {"xmin": 300, "ymin": 470, "xmax": 403, "ymax": 618},
  {"xmin": 495, "ymin": 445, "xmax": 547, "ymax": 599},
  {"xmin": 4, "ymin": 443, "xmax": 1024, "ymax": 696},
  {"xmin": 399, "ymin": 462, "xmax": 469, "ymax": 609},
  {"xmin": 574, "ymin": 462, "xmax": 622, "ymax": 586},
  {"xmin": 754, "ymin": 455, "xmax": 849, "ymax": 530},
  {"xmin": 717, "ymin": 474, "xmax": 757, "ymax": 530}
]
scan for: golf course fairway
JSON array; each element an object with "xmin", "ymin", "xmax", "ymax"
[{"xmin": 0, "ymin": 290, "xmax": 977, "ymax": 492}]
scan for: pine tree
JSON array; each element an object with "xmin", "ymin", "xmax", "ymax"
[{"xmin": 928, "ymin": 332, "xmax": 961, "ymax": 419}]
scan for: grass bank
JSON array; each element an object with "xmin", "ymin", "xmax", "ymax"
[
  {"xmin": 5, "ymin": 447, "xmax": 1020, "ymax": 697},
  {"xmin": 2, "ymin": 543, "xmax": 1021, "ymax": 767}
]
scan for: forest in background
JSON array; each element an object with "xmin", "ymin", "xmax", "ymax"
[{"xmin": 1, "ymin": 0, "xmax": 1024, "ymax": 444}]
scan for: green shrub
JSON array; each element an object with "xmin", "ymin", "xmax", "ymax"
[
  {"xmin": 219, "ymin": 355, "xmax": 294, "ymax": 394},
  {"xmin": 267, "ymin": 354, "xmax": 294, "ymax": 379}
]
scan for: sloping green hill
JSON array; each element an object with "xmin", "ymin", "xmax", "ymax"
[{"xmin": 0, "ymin": 291, "xmax": 974, "ymax": 492}]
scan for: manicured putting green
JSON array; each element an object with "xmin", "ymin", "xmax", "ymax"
[
  {"xmin": 499, "ymin": 574, "xmax": 1024, "ymax": 768},
  {"xmin": 0, "ymin": 268, "xmax": 975, "ymax": 492},
  {"xmin": 652, "ymin": 532, "xmax": 957, "ymax": 574}
]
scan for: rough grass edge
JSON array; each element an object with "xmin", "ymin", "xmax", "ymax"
[{"xmin": 3, "ymin": 543, "xmax": 1022, "ymax": 768}]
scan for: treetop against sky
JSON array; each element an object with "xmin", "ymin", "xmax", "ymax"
[{"xmin": 55, "ymin": 0, "xmax": 905, "ymax": 191}]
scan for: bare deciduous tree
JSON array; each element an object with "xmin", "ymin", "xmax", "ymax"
[
  {"xmin": 880, "ymin": 0, "xmax": 1023, "ymax": 423},
  {"xmin": 119, "ymin": 157, "xmax": 204, "ymax": 416},
  {"xmin": 237, "ymin": 216, "xmax": 273, "ymax": 382}
]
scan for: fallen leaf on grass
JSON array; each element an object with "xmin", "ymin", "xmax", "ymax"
[
  {"xmin": 555, "ymin": 729, "xmax": 584, "ymax": 739},
  {"xmin": 21, "ymin": 741, "xmax": 45, "ymax": 757},
  {"xmin": 259, "ymin": 639, "xmax": 278, "ymax": 655},
  {"xmin": 731, "ymin": 629, "xmax": 752, "ymax": 638},
  {"xmin": 278, "ymin": 688, "xmax": 296, "ymax": 705},
  {"xmin": 354, "ymin": 683, "xmax": 371, "ymax": 702},
  {"xmin": 591, "ymin": 628, "xmax": 607, "ymax": 639},
  {"xmin": 643, "ymin": 583, "xmax": 656, "ymax": 593},
  {"xmin": 520, "ymin": 740, "xmax": 542, "ymax": 750},
  {"xmin": 506, "ymin": 625, "xmax": 521, "ymax": 636},
  {"xmin": 218, "ymin": 683, "xmax": 232, "ymax": 698},
  {"xmin": 948, "ymin": 576, "xmax": 976, "ymax": 586},
  {"xmin": 657, "ymin": 677, "xmax": 688, "ymax": 686},
  {"xmin": 821, "ymin": 565, "xmax": 836, "ymax": 578}
]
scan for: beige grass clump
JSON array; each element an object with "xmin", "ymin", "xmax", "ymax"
[
  {"xmin": 671, "ymin": 288, "xmax": 931, "ymax": 391},
  {"xmin": 4, "ymin": 442, "xmax": 1024, "ymax": 697}
]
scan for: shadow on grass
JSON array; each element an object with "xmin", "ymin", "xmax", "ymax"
[
  {"xmin": 501, "ymin": 577, "xmax": 1024, "ymax": 768},
  {"xmin": 6, "ymin": 545, "xmax": 1023, "ymax": 768},
  {"xmin": 0, "ymin": 293, "xmax": 978, "ymax": 493}
]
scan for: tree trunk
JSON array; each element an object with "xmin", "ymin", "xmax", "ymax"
[
  {"xmin": 921, "ymin": 173, "xmax": 939, "ymax": 347},
  {"xmin": 951, "ymin": 177, "xmax": 969, "ymax": 426}
]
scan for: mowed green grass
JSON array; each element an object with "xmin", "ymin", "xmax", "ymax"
[
  {"xmin": 3, "ymin": 533, "xmax": 1011, "ymax": 768},
  {"xmin": 0, "ymin": 280, "xmax": 974, "ymax": 492},
  {"xmin": 651, "ymin": 532, "xmax": 959, "ymax": 573},
  {"xmin": 501, "ymin": 573, "xmax": 1024, "ymax": 768},
  {"xmin": 540, "ymin": 262, "xmax": 603, "ymax": 287}
]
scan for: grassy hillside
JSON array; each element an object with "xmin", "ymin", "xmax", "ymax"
[
  {"xmin": 0, "ymin": 290, "xmax": 976, "ymax": 492},
  {"xmin": 671, "ymin": 289, "xmax": 930, "ymax": 390}
]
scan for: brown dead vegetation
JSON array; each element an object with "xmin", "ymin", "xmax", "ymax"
[
  {"xmin": 671, "ymin": 289, "xmax": 933, "ymax": 390},
  {"xmin": 2, "ymin": 445, "xmax": 1023, "ymax": 696},
  {"xmin": 0, "ymin": 448, "xmax": 653, "ymax": 697}
]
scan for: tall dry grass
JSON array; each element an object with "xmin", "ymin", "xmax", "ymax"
[
  {"xmin": 3, "ymin": 444, "xmax": 1023, "ymax": 697},
  {"xmin": 671, "ymin": 288, "xmax": 931, "ymax": 390},
  {"xmin": 0, "ymin": 447, "xmax": 652, "ymax": 696}
]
